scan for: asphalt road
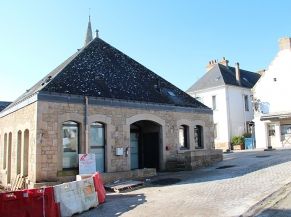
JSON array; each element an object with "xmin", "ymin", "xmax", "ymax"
[{"xmin": 77, "ymin": 149, "xmax": 291, "ymax": 217}]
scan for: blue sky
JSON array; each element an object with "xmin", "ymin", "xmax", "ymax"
[{"xmin": 1, "ymin": 0, "xmax": 291, "ymax": 101}]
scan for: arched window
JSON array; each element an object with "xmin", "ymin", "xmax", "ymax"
[
  {"xmin": 17, "ymin": 131, "xmax": 22, "ymax": 175},
  {"xmin": 7, "ymin": 132, "xmax": 12, "ymax": 183},
  {"xmin": 62, "ymin": 121, "xmax": 79, "ymax": 170},
  {"xmin": 23, "ymin": 129, "xmax": 29, "ymax": 176},
  {"xmin": 0, "ymin": 134, "xmax": 1, "ymax": 165},
  {"xmin": 179, "ymin": 125, "xmax": 189, "ymax": 149},
  {"xmin": 3, "ymin": 133, "xmax": 7, "ymax": 169},
  {"xmin": 89, "ymin": 122, "xmax": 105, "ymax": 172},
  {"xmin": 194, "ymin": 125, "xmax": 204, "ymax": 149}
]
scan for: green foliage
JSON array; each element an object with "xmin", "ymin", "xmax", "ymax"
[{"xmin": 231, "ymin": 136, "xmax": 244, "ymax": 145}]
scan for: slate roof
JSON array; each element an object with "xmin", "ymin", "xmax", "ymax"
[
  {"xmin": 187, "ymin": 64, "xmax": 261, "ymax": 92},
  {"xmin": 5, "ymin": 37, "xmax": 208, "ymax": 111},
  {"xmin": 0, "ymin": 101, "xmax": 11, "ymax": 112}
]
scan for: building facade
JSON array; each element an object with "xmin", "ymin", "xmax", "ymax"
[
  {"xmin": 253, "ymin": 37, "xmax": 291, "ymax": 149},
  {"xmin": 0, "ymin": 20, "xmax": 222, "ymax": 188},
  {"xmin": 187, "ymin": 59, "xmax": 260, "ymax": 150}
]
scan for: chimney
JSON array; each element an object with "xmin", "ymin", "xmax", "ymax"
[
  {"xmin": 235, "ymin": 62, "xmax": 241, "ymax": 85},
  {"xmin": 279, "ymin": 37, "xmax": 291, "ymax": 50},
  {"xmin": 219, "ymin": 57, "xmax": 229, "ymax": 67},
  {"xmin": 95, "ymin": 29, "xmax": 99, "ymax": 38},
  {"xmin": 257, "ymin": 69, "xmax": 266, "ymax": 75},
  {"xmin": 206, "ymin": 59, "xmax": 217, "ymax": 72}
]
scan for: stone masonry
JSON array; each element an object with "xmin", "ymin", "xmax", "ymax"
[
  {"xmin": 0, "ymin": 96, "xmax": 222, "ymax": 187},
  {"xmin": 36, "ymin": 98, "xmax": 220, "ymax": 184},
  {"xmin": 0, "ymin": 102, "xmax": 37, "ymax": 186}
]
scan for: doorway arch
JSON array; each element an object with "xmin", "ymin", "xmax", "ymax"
[
  {"xmin": 126, "ymin": 114, "xmax": 166, "ymax": 171},
  {"xmin": 130, "ymin": 120, "xmax": 162, "ymax": 171}
]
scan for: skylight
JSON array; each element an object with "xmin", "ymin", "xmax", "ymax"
[
  {"xmin": 243, "ymin": 77, "xmax": 249, "ymax": 82},
  {"xmin": 168, "ymin": 91, "xmax": 176, "ymax": 97}
]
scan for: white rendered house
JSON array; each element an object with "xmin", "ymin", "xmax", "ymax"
[
  {"xmin": 253, "ymin": 37, "xmax": 291, "ymax": 149},
  {"xmin": 187, "ymin": 59, "xmax": 260, "ymax": 150}
]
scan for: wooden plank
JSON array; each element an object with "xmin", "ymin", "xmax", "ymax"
[
  {"xmin": 11, "ymin": 175, "xmax": 17, "ymax": 191},
  {"xmin": 14, "ymin": 176, "xmax": 20, "ymax": 190},
  {"xmin": 11, "ymin": 174, "xmax": 20, "ymax": 191},
  {"xmin": 105, "ymin": 180, "xmax": 144, "ymax": 193},
  {"xmin": 16, "ymin": 177, "xmax": 24, "ymax": 190}
]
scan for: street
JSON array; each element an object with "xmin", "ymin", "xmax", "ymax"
[{"xmin": 78, "ymin": 149, "xmax": 291, "ymax": 217}]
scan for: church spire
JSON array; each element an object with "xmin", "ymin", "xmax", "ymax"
[{"xmin": 84, "ymin": 15, "xmax": 93, "ymax": 46}]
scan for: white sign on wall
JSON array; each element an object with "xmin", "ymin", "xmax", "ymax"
[{"xmin": 79, "ymin": 154, "xmax": 96, "ymax": 174}]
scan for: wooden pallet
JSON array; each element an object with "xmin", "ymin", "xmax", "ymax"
[{"xmin": 105, "ymin": 180, "xmax": 144, "ymax": 193}]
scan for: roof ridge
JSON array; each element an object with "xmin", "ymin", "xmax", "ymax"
[{"xmin": 216, "ymin": 64, "xmax": 229, "ymax": 84}]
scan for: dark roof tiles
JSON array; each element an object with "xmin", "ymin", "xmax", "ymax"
[
  {"xmin": 187, "ymin": 64, "xmax": 261, "ymax": 92},
  {"xmin": 0, "ymin": 101, "xmax": 11, "ymax": 112},
  {"xmin": 6, "ymin": 37, "xmax": 209, "ymax": 111}
]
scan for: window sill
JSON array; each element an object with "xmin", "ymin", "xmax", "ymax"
[
  {"xmin": 177, "ymin": 147, "xmax": 191, "ymax": 154},
  {"xmin": 180, "ymin": 146, "xmax": 190, "ymax": 150}
]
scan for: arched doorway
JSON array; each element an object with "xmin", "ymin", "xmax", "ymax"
[
  {"xmin": 7, "ymin": 132, "xmax": 12, "ymax": 183},
  {"xmin": 17, "ymin": 131, "xmax": 22, "ymax": 175},
  {"xmin": 130, "ymin": 120, "xmax": 162, "ymax": 171},
  {"xmin": 23, "ymin": 129, "xmax": 29, "ymax": 176}
]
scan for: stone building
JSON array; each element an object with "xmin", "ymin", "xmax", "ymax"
[{"xmin": 0, "ymin": 19, "xmax": 222, "ymax": 188}]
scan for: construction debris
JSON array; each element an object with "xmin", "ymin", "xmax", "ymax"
[
  {"xmin": 105, "ymin": 180, "xmax": 144, "ymax": 193},
  {"xmin": 11, "ymin": 174, "xmax": 25, "ymax": 191}
]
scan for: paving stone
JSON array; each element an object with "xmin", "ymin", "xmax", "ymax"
[{"xmin": 77, "ymin": 149, "xmax": 291, "ymax": 217}]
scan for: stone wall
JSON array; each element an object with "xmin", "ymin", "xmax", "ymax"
[
  {"xmin": 215, "ymin": 142, "xmax": 229, "ymax": 151},
  {"xmin": 0, "ymin": 97, "xmax": 221, "ymax": 187},
  {"xmin": 189, "ymin": 149, "xmax": 223, "ymax": 169},
  {"xmin": 36, "ymin": 99, "xmax": 216, "ymax": 184},
  {"xmin": 0, "ymin": 102, "xmax": 37, "ymax": 186}
]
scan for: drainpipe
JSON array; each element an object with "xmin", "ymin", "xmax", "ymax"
[
  {"xmin": 84, "ymin": 96, "xmax": 89, "ymax": 154},
  {"xmin": 226, "ymin": 86, "xmax": 232, "ymax": 150}
]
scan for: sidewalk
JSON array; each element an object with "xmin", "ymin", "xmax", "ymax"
[
  {"xmin": 242, "ymin": 181, "xmax": 291, "ymax": 217},
  {"xmin": 77, "ymin": 150, "xmax": 291, "ymax": 217}
]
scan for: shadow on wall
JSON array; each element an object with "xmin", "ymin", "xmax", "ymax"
[
  {"xmin": 255, "ymin": 208, "xmax": 291, "ymax": 217},
  {"xmin": 78, "ymin": 193, "xmax": 146, "ymax": 217}
]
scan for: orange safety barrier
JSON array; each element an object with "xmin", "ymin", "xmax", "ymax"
[
  {"xmin": 0, "ymin": 187, "xmax": 60, "ymax": 217},
  {"xmin": 92, "ymin": 172, "xmax": 106, "ymax": 204}
]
